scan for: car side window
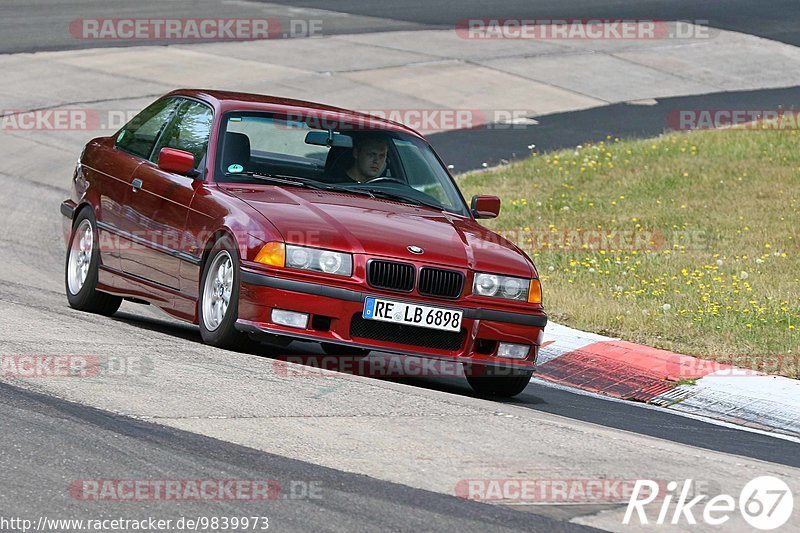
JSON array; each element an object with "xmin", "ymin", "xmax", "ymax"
[
  {"xmin": 115, "ymin": 98, "xmax": 180, "ymax": 159},
  {"xmin": 151, "ymin": 100, "xmax": 214, "ymax": 167}
]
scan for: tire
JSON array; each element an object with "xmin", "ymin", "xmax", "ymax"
[
  {"xmin": 65, "ymin": 207, "xmax": 122, "ymax": 316},
  {"xmin": 320, "ymin": 343, "xmax": 370, "ymax": 357},
  {"xmin": 199, "ymin": 237, "xmax": 247, "ymax": 348},
  {"xmin": 465, "ymin": 364, "xmax": 533, "ymax": 398}
]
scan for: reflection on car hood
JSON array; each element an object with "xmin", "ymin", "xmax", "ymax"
[{"xmin": 224, "ymin": 185, "xmax": 535, "ymax": 277}]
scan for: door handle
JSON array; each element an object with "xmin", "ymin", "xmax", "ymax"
[{"xmin": 131, "ymin": 178, "xmax": 143, "ymax": 192}]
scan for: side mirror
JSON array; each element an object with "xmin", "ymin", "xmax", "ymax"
[
  {"xmin": 157, "ymin": 147, "xmax": 195, "ymax": 176},
  {"xmin": 471, "ymin": 195, "xmax": 501, "ymax": 219}
]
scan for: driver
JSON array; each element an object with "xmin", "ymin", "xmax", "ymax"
[{"xmin": 345, "ymin": 135, "xmax": 388, "ymax": 183}]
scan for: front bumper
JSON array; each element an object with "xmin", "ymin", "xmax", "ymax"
[{"xmin": 236, "ymin": 267, "xmax": 547, "ymax": 370}]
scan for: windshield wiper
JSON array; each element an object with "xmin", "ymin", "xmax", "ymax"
[
  {"xmin": 225, "ymin": 171, "xmax": 327, "ymax": 190},
  {"xmin": 361, "ymin": 189, "xmax": 445, "ymax": 211},
  {"xmin": 226, "ymin": 172, "xmax": 383, "ymax": 199}
]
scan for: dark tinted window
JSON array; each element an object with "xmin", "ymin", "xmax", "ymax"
[
  {"xmin": 115, "ymin": 98, "xmax": 180, "ymax": 159},
  {"xmin": 151, "ymin": 100, "xmax": 214, "ymax": 167}
]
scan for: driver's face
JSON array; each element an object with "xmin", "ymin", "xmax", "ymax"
[{"xmin": 354, "ymin": 144, "xmax": 388, "ymax": 179}]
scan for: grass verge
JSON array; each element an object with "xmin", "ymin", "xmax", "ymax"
[{"xmin": 458, "ymin": 128, "xmax": 799, "ymax": 377}]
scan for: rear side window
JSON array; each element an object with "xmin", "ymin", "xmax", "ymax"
[
  {"xmin": 115, "ymin": 98, "xmax": 180, "ymax": 159},
  {"xmin": 151, "ymin": 100, "xmax": 214, "ymax": 167}
]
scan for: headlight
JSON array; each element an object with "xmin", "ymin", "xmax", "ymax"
[
  {"xmin": 255, "ymin": 243, "xmax": 353, "ymax": 277},
  {"xmin": 319, "ymin": 251, "xmax": 344, "ymax": 274},
  {"xmin": 286, "ymin": 245, "xmax": 352, "ymax": 276},
  {"xmin": 287, "ymin": 246, "xmax": 311, "ymax": 268},
  {"xmin": 473, "ymin": 273, "xmax": 532, "ymax": 302}
]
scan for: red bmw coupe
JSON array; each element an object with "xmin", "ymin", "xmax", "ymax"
[{"xmin": 61, "ymin": 89, "xmax": 547, "ymax": 397}]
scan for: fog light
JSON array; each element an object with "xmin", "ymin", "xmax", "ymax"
[
  {"xmin": 271, "ymin": 309, "xmax": 308, "ymax": 329},
  {"xmin": 497, "ymin": 343, "xmax": 530, "ymax": 359}
]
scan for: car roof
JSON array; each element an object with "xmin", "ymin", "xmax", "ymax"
[{"xmin": 166, "ymin": 88, "xmax": 423, "ymax": 138}]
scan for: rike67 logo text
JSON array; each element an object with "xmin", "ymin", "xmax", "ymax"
[{"xmin": 625, "ymin": 477, "xmax": 793, "ymax": 530}]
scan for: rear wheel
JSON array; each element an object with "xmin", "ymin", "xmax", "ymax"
[
  {"xmin": 65, "ymin": 208, "xmax": 122, "ymax": 316},
  {"xmin": 199, "ymin": 238, "xmax": 247, "ymax": 349},
  {"xmin": 465, "ymin": 364, "xmax": 533, "ymax": 397}
]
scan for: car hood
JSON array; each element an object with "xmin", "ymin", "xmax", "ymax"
[{"xmin": 224, "ymin": 186, "xmax": 535, "ymax": 277}]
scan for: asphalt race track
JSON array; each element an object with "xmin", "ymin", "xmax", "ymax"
[
  {"xmin": 1, "ymin": 2, "xmax": 799, "ymax": 531},
  {"xmin": 0, "ymin": 381, "xmax": 583, "ymax": 532}
]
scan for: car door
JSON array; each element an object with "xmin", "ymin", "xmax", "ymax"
[
  {"xmin": 111, "ymin": 97, "xmax": 182, "ymax": 273},
  {"xmin": 118, "ymin": 98, "xmax": 213, "ymax": 290},
  {"xmin": 88, "ymin": 97, "xmax": 179, "ymax": 271}
]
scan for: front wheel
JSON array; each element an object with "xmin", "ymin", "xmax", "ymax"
[
  {"xmin": 199, "ymin": 238, "xmax": 246, "ymax": 349},
  {"xmin": 65, "ymin": 207, "xmax": 122, "ymax": 316},
  {"xmin": 465, "ymin": 364, "xmax": 533, "ymax": 398}
]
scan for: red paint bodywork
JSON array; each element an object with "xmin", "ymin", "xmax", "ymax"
[
  {"xmin": 157, "ymin": 147, "xmax": 195, "ymax": 175},
  {"xmin": 470, "ymin": 195, "xmax": 502, "ymax": 219},
  {"xmin": 62, "ymin": 89, "xmax": 546, "ymax": 369}
]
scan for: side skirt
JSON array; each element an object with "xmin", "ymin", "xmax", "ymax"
[{"xmin": 97, "ymin": 265, "xmax": 198, "ymax": 323}]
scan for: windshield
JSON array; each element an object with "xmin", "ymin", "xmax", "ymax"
[{"xmin": 215, "ymin": 112, "xmax": 469, "ymax": 216}]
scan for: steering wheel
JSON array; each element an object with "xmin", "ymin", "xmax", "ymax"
[{"xmin": 365, "ymin": 177, "xmax": 406, "ymax": 186}]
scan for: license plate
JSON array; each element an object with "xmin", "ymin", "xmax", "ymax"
[{"xmin": 362, "ymin": 297, "xmax": 462, "ymax": 332}]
